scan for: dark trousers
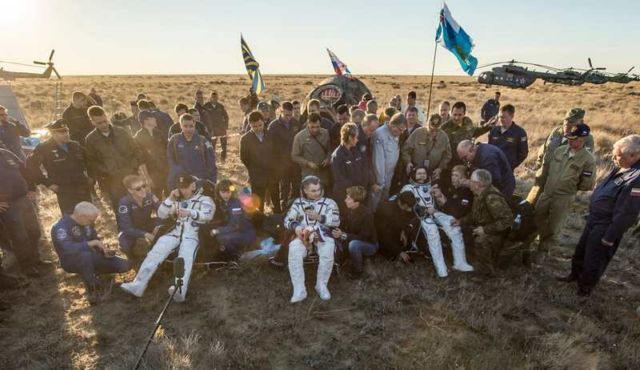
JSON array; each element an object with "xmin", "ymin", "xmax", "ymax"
[
  {"xmin": 275, "ymin": 167, "xmax": 300, "ymax": 213},
  {"xmin": 216, "ymin": 230, "xmax": 256, "ymax": 259},
  {"xmin": 571, "ymin": 223, "xmax": 619, "ymax": 293},
  {"xmin": 0, "ymin": 196, "xmax": 42, "ymax": 267},
  {"xmin": 60, "ymin": 249, "xmax": 130, "ymax": 288},
  {"xmin": 56, "ymin": 184, "xmax": 92, "ymax": 215},
  {"xmin": 212, "ymin": 135, "xmax": 227, "ymax": 161},
  {"xmin": 251, "ymin": 180, "xmax": 281, "ymax": 215}
]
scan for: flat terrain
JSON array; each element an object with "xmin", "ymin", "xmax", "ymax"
[{"xmin": 1, "ymin": 75, "xmax": 639, "ymax": 369}]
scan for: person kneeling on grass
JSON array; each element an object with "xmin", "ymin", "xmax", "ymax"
[
  {"xmin": 51, "ymin": 202, "xmax": 131, "ymax": 304},
  {"xmin": 209, "ymin": 179, "xmax": 256, "ymax": 261},
  {"xmin": 120, "ymin": 174, "xmax": 214, "ymax": 303},
  {"xmin": 331, "ymin": 186, "xmax": 378, "ymax": 279},
  {"xmin": 374, "ymin": 191, "xmax": 417, "ymax": 264},
  {"xmin": 284, "ymin": 176, "xmax": 340, "ymax": 303},
  {"xmin": 400, "ymin": 166, "xmax": 473, "ymax": 277}
]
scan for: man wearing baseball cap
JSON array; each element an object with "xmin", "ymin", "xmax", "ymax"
[
  {"xmin": 528, "ymin": 107, "xmax": 595, "ymax": 204},
  {"xmin": 532, "ymin": 123, "xmax": 596, "ymax": 263},
  {"xmin": 26, "ymin": 119, "xmax": 92, "ymax": 214}
]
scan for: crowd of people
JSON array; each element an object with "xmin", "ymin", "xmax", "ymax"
[{"xmin": 0, "ymin": 87, "xmax": 638, "ymax": 306}]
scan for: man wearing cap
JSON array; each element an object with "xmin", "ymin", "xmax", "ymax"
[
  {"xmin": 268, "ymin": 101, "xmax": 302, "ymax": 212},
  {"xmin": 533, "ymin": 123, "xmax": 596, "ymax": 262},
  {"xmin": 167, "ymin": 113, "xmax": 217, "ymax": 189},
  {"xmin": 120, "ymin": 174, "xmax": 215, "ymax": 302},
  {"xmin": 62, "ymin": 92, "xmax": 94, "ymax": 145},
  {"xmin": 85, "ymin": 106, "xmax": 146, "ymax": 210},
  {"xmin": 134, "ymin": 110, "xmax": 168, "ymax": 197},
  {"xmin": 204, "ymin": 91, "xmax": 229, "ymax": 162},
  {"xmin": 26, "ymin": 119, "xmax": 92, "ymax": 214},
  {"xmin": 557, "ymin": 134, "xmax": 640, "ymax": 296},
  {"xmin": 527, "ymin": 108, "xmax": 595, "ymax": 204},
  {"xmin": 0, "ymin": 105, "xmax": 30, "ymax": 161},
  {"xmin": 401, "ymin": 114, "xmax": 452, "ymax": 180},
  {"xmin": 487, "ymin": 104, "xmax": 528, "ymax": 170}
]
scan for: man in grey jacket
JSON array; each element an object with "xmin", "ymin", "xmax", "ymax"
[{"xmin": 372, "ymin": 113, "xmax": 407, "ymax": 207}]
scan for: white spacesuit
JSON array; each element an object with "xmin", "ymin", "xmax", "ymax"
[
  {"xmin": 120, "ymin": 187, "xmax": 214, "ymax": 302},
  {"xmin": 401, "ymin": 181, "xmax": 473, "ymax": 277},
  {"xmin": 284, "ymin": 194, "xmax": 340, "ymax": 303}
]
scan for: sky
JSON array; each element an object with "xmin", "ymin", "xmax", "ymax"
[{"xmin": 1, "ymin": 0, "xmax": 639, "ymax": 76}]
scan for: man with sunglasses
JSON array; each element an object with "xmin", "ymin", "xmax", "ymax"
[
  {"xmin": 26, "ymin": 119, "xmax": 92, "ymax": 215},
  {"xmin": 117, "ymin": 175, "xmax": 161, "ymax": 260}
]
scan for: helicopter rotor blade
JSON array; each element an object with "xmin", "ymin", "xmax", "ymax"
[
  {"xmin": 33, "ymin": 61, "xmax": 47, "ymax": 65},
  {"xmin": 49, "ymin": 49, "xmax": 55, "ymax": 62},
  {"xmin": 0, "ymin": 60, "xmax": 43, "ymax": 68},
  {"xmin": 588, "ymin": 58, "xmax": 593, "ymax": 69},
  {"xmin": 53, "ymin": 68, "xmax": 62, "ymax": 80},
  {"xmin": 627, "ymin": 66, "xmax": 635, "ymax": 74}
]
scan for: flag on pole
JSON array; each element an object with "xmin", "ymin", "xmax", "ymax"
[
  {"xmin": 327, "ymin": 48, "xmax": 353, "ymax": 79},
  {"xmin": 241, "ymin": 35, "xmax": 265, "ymax": 95},
  {"xmin": 435, "ymin": 2, "xmax": 478, "ymax": 76}
]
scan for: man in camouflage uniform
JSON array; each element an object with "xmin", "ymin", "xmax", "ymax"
[
  {"xmin": 401, "ymin": 114, "xmax": 452, "ymax": 180},
  {"xmin": 533, "ymin": 124, "xmax": 596, "ymax": 261},
  {"xmin": 441, "ymin": 101, "xmax": 495, "ymax": 166},
  {"xmin": 460, "ymin": 169, "xmax": 513, "ymax": 277},
  {"xmin": 527, "ymin": 108, "xmax": 595, "ymax": 204}
]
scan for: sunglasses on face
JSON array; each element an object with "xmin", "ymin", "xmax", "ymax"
[{"xmin": 133, "ymin": 184, "xmax": 148, "ymax": 191}]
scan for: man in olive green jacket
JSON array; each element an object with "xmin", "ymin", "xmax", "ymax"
[
  {"xmin": 460, "ymin": 169, "xmax": 513, "ymax": 276},
  {"xmin": 401, "ymin": 114, "xmax": 451, "ymax": 180},
  {"xmin": 534, "ymin": 123, "xmax": 595, "ymax": 260},
  {"xmin": 291, "ymin": 113, "xmax": 332, "ymax": 190},
  {"xmin": 441, "ymin": 101, "xmax": 495, "ymax": 166}
]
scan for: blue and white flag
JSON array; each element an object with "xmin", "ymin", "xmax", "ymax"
[{"xmin": 435, "ymin": 2, "xmax": 478, "ymax": 76}]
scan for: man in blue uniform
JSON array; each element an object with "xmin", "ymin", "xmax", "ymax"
[
  {"xmin": 457, "ymin": 140, "xmax": 516, "ymax": 197},
  {"xmin": 0, "ymin": 105, "xmax": 30, "ymax": 160},
  {"xmin": 117, "ymin": 175, "xmax": 160, "ymax": 259},
  {"xmin": 51, "ymin": 202, "xmax": 130, "ymax": 304},
  {"xmin": 487, "ymin": 104, "xmax": 528, "ymax": 170},
  {"xmin": 167, "ymin": 113, "xmax": 217, "ymax": 189},
  {"xmin": 0, "ymin": 148, "xmax": 48, "ymax": 277},
  {"xmin": 557, "ymin": 134, "xmax": 640, "ymax": 296},
  {"xmin": 26, "ymin": 119, "xmax": 92, "ymax": 215}
]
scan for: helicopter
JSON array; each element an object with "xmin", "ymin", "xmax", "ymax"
[
  {"xmin": 477, "ymin": 58, "xmax": 638, "ymax": 89},
  {"xmin": 0, "ymin": 49, "xmax": 61, "ymax": 81}
]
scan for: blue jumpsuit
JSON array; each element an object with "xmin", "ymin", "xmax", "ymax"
[
  {"xmin": 214, "ymin": 198, "xmax": 256, "ymax": 259},
  {"xmin": 167, "ymin": 133, "xmax": 217, "ymax": 189},
  {"xmin": 571, "ymin": 160, "xmax": 640, "ymax": 293},
  {"xmin": 51, "ymin": 215, "xmax": 130, "ymax": 288},
  {"xmin": 116, "ymin": 193, "xmax": 160, "ymax": 254}
]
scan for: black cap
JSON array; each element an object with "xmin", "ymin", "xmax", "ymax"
[
  {"xmin": 565, "ymin": 123, "xmax": 590, "ymax": 139},
  {"xmin": 177, "ymin": 174, "xmax": 195, "ymax": 188},
  {"xmin": 45, "ymin": 119, "xmax": 69, "ymax": 131}
]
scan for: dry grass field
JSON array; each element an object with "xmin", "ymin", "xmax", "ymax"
[{"xmin": 1, "ymin": 75, "xmax": 639, "ymax": 369}]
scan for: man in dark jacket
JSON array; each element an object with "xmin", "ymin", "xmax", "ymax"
[
  {"xmin": 205, "ymin": 91, "xmax": 230, "ymax": 161},
  {"xmin": 137, "ymin": 99, "xmax": 173, "ymax": 139},
  {"xmin": 0, "ymin": 105, "xmax": 30, "ymax": 160},
  {"xmin": 268, "ymin": 101, "xmax": 301, "ymax": 212},
  {"xmin": 331, "ymin": 186, "xmax": 377, "ymax": 277},
  {"xmin": 26, "ymin": 119, "xmax": 92, "ymax": 215},
  {"xmin": 331, "ymin": 123, "xmax": 375, "ymax": 212},
  {"xmin": 480, "ymin": 91, "xmax": 501, "ymax": 122},
  {"xmin": 134, "ymin": 110, "xmax": 168, "ymax": 197},
  {"xmin": 487, "ymin": 104, "xmax": 528, "ymax": 170},
  {"xmin": 457, "ymin": 140, "xmax": 516, "ymax": 197},
  {"xmin": 169, "ymin": 104, "xmax": 210, "ymax": 139},
  {"xmin": 62, "ymin": 92, "xmax": 94, "ymax": 145},
  {"xmin": 329, "ymin": 104, "xmax": 350, "ymax": 151},
  {"xmin": 85, "ymin": 106, "xmax": 146, "ymax": 210},
  {"xmin": 375, "ymin": 191, "xmax": 417, "ymax": 262},
  {"xmin": 0, "ymin": 148, "xmax": 48, "ymax": 276},
  {"xmin": 240, "ymin": 111, "xmax": 276, "ymax": 214}
]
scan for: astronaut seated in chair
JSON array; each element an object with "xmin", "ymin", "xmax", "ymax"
[{"xmin": 120, "ymin": 174, "xmax": 215, "ymax": 302}]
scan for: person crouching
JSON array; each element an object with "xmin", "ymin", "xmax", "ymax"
[
  {"xmin": 284, "ymin": 176, "xmax": 340, "ymax": 303},
  {"xmin": 120, "ymin": 174, "xmax": 214, "ymax": 302}
]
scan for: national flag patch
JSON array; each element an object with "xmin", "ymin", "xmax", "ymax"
[{"xmin": 631, "ymin": 188, "xmax": 640, "ymax": 197}]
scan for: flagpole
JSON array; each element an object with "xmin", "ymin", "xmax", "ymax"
[{"xmin": 425, "ymin": 40, "xmax": 438, "ymax": 120}]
